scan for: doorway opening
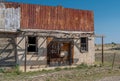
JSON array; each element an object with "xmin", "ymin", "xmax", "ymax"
[{"xmin": 47, "ymin": 38, "xmax": 73, "ymax": 66}]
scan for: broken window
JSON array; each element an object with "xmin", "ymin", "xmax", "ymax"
[
  {"xmin": 80, "ymin": 37, "xmax": 88, "ymax": 52},
  {"xmin": 27, "ymin": 36, "xmax": 37, "ymax": 52}
]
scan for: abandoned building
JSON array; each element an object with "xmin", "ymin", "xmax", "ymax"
[{"xmin": 0, "ymin": 2, "xmax": 94, "ymax": 72}]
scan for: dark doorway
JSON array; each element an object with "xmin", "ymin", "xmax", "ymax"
[{"xmin": 47, "ymin": 38, "xmax": 73, "ymax": 66}]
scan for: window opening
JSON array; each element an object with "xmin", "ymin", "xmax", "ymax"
[
  {"xmin": 27, "ymin": 36, "xmax": 37, "ymax": 52},
  {"xmin": 80, "ymin": 37, "xmax": 88, "ymax": 52}
]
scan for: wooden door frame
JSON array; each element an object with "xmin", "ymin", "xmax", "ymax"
[{"xmin": 47, "ymin": 37, "xmax": 74, "ymax": 66}]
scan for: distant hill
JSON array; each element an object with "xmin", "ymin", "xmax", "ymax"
[{"xmin": 95, "ymin": 43, "xmax": 120, "ymax": 51}]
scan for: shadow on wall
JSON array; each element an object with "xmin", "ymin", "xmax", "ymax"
[
  {"xmin": 0, "ymin": 37, "xmax": 16, "ymax": 67},
  {"xmin": 74, "ymin": 39, "xmax": 81, "ymax": 52},
  {"xmin": 17, "ymin": 36, "xmax": 47, "ymax": 68},
  {"xmin": 73, "ymin": 58, "xmax": 79, "ymax": 64}
]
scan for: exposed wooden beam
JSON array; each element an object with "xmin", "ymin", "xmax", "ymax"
[
  {"xmin": 18, "ymin": 30, "xmax": 94, "ymax": 39},
  {"xmin": 20, "ymin": 29, "xmax": 94, "ymax": 34},
  {"xmin": 95, "ymin": 34, "xmax": 105, "ymax": 38}
]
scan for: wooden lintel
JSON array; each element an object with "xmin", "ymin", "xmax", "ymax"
[{"xmin": 18, "ymin": 31, "xmax": 94, "ymax": 38}]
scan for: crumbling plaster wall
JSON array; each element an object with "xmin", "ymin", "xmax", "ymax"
[
  {"xmin": 74, "ymin": 37, "xmax": 95, "ymax": 65},
  {"xmin": 0, "ymin": 35, "xmax": 16, "ymax": 66},
  {"xmin": 17, "ymin": 35, "xmax": 47, "ymax": 72}
]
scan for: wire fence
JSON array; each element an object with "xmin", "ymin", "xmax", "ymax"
[{"xmin": 95, "ymin": 44, "xmax": 120, "ymax": 69}]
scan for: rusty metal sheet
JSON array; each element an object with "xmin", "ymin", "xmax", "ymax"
[{"xmin": 2, "ymin": 2, "xmax": 94, "ymax": 32}]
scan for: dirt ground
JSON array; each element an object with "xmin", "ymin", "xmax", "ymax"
[
  {"xmin": 19, "ymin": 67, "xmax": 120, "ymax": 81},
  {"xmin": 0, "ymin": 63, "xmax": 120, "ymax": 81},
  {"xmin": 98, "ymin": 76, "xmax": 120, "ymax": 81}
]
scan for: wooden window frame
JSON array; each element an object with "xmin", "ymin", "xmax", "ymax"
[
  {"xmin": 80, "ymin": 37, "xmax": 88, "ymax": 52},
  {"xmin": 27, "ymin": 36, "xmax": 38, "ymax": 53}
]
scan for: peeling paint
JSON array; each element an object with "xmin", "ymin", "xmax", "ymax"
[{"xmin": 0, "ymin": 3, "xmax": 20, "ymax": 31}]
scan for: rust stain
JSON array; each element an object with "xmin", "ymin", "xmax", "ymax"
[{"xmin": 3, "ymin": 2, "xmax": 94, "ymax": 32}]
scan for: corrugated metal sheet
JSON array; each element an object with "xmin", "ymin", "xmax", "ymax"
[
  {"xmin": 0, "ymin": 3, "xmax": 20, "ymax": 31},
  {"xmin": 3, "ymin": 2, "xmax": 94, "ymax": 32},
  {"xmin": 5, "ymin": 8, "xmax": 20, "ymax": 30}
]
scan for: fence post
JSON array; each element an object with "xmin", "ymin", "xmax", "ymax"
[
  {"xmin": 101, "ymin": 36, "xmax": 104, "ymax": 65},
  {"xmin": 112, "ymin": 53, "xmax": 116, "ymax": 69}
]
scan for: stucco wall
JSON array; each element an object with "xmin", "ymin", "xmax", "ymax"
[
  {"xmin": 17, "ymin": 36, "xmax": 47, "ymax": 72},
  {"xmin": 26, "ymin": 37, "xmax": 47, "ymax": 72},
  {"xmin": 0, "ymin": 36, "xmax": 16, "ymax": 66},
  {"xmin": 73, "ymin": 37, "xmax": 95, "ymax": 65},
  {"xmin": 17, "ymin": 35, "xmax": 95, "ymax": 72},
  {"xmin": 17, "ymin": 35, "xmax": 26, "ymax": 71}
]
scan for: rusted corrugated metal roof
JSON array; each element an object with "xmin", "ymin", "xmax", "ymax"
[{"xmin": 3, "ymin": 2, "xmax": 94, "ymax": 32}]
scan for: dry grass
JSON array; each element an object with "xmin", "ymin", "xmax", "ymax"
[{"xmin": 0, "ymin": 44, "xmax": 120, "ymax": 81}]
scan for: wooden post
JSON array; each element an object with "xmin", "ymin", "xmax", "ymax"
[
  {"xmin": 69, "ymin": 42, "xmax": 72, "ymax": 65},
  {"xmin": 14, "ymin": 37, "xmax": 17, "ymax": 65},
  {"xmin": 95, "ymin": 35, "xmax": 105, "ymax": 65},
  {"xmin": 101, "ymin": 36, "xmax": 104, "ymax": 65},
  {"xmin": 24, "ymin": 36, "xmax": 27, "ymax": 72},
  {"xmin": 112, "ymin": 53, "xmax": 116, "ymax": 69}
]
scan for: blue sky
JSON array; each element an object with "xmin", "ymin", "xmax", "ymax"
[{"xmin": 7, "ymin": 0, "xmax": 120, "ymax": 44}]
